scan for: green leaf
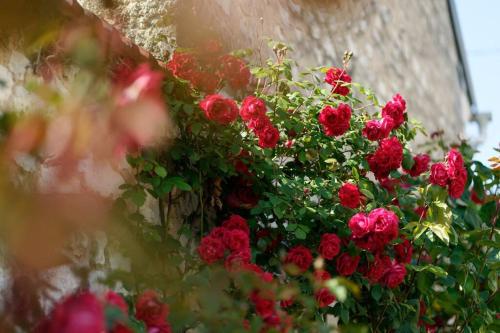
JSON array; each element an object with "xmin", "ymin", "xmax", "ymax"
[
  {"xmin": 340, "ymin": 307, "xmax": 350, "ymax": 324},
  {"xmin": 429, "ymin": 223, "xmax": 450, "ymax": 245},
  {"xmin": 160, "ymin": 181, "xmax": 173, "ymax": 194},
  {"xmin": 191, "ymin": 122, "xmax": 202, "ymax": 135},
  {"xmin": 360, "ymin": 189, "xmax": 374, "ymax": 200},
  {"xmin": 488, "ymin": 271, "xmax": 498, "ymax": 293},
  {"xmin": 183, "ymin": 104, "xmax": 194, "ymax": 115},
  {"xmin": 169, "ymin": 177, "xmax": 192, "ymax": 191},
  {"xmin": 154, "ymin": 165, "xmax": 167, "ymax": 178},
  {"xmin": 479, "ymin": 201, "xmax": 497, "ymax": 223},
  {"xmin": 371, "ymin": 284, "xmax": 382, "ymax": 301},
  {"xmin": 294, "ymin": 228, "xmax": 307, "ymax": 240},
  {"xmin": 126, "ymin": 187, "xmax": 146, "ymax": 207},
  {"xmin": 402, "ymin": 151, "xmax": 415, "ymax": 170},
  {"xmin": 351, "ymin": 167, "xmax": 360, "ymax": 181},
  {"xmin": 293, "ymin": 224, "xmax": 310, "ymax": 239}
]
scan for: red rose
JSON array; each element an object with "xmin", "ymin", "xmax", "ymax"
[
  {"xmin": 191, "ymin": 71, "xmax": 220, "ymax": 93},
  {"xmin": 446, "ymin": 148, "xmax": 464, "ymax": 172},
  {"xmin": 240, "ymin": 96, "xmax": 267, "ymax": 121},
  {"xmin": 105, "ymin": 291, "xmax": 128, "ymax": 314},
  {"xmin": 349, "ymin": 208, "xmax": 399, "ymax": 252},
  {"xmin": 280, "ymin": 298, "xmax": 294, "ymax": 308},
  {"xmin": 394, "ymin": 238, "xmax": 413, "ymax": 264},
  {"xmin": 199, "ymin": 94, "xmax": 239, "ymax": 125},
  {"xmin": 44, "ymin": 291, "xmax": 105, "ymax": 333},
  {"xmin": 369, "ymin": 208, "xmax": 399, "ymax": 247},
  {"xmin": 247, "ymin": 115, "xmax": 272, "ymax": 133},
  {"xmin": 221, "ymin": 214, "xmax": 249, "ymax": 234},
  {"xmin": 197, "ymin": 236, "xmax": 226, "ymax": 264},
  {"xmin": 381, "ymin": 94, "xmax": 406, "ymax": 128},
  {"xmin": 167, "ymin": 51, "xmax": 198, "ymax": 81},
  {"xmin": 219, "ymin": 55, "xmax": 251, "ymax": 90},
  {"xmin": 250, "ymin": 290, "xmax": 276, "ymax": 319},
  {"xmin": 324, "ymin": 67, "xmax": 352, "ymax": 96},
  {"xmin": 209, "ymin": 226, "xmax": 228, "ymax": 240},
  {"xmin": 338, "ymin": 183, "xmax": 362, "ymax": 209},
  {"xmin": 348, "ymin": 213, "xmax": 374, "ymax": 239},
  {"xmin": 284, "ymin": 246, "xmax": 313, "ymax": 273},
  {"xmin": 318, "ymin": 233, "xmax": 341, "ymax": 260},
  {"xmin": 404, "ymin": 154, "xmax": 431, "ymax": 177},
  {"xmin": 366, "ymin": 255, "xmax": 392, "ymax": 283},
  {"xmin": 448, "ymin": 167, "xmax": 467, "ymax": 198},
  {"xmin": 362, "ymin": 117, "xmax": 394, "ymax": 141},
  {"xmin": 315, "ymin": 288, "xmax": 336, "ymax": 308},
  {"xmin": 381, "ymin": 262, "xmax": 407, "ymax": 288},
  {"xmin": 241, "ymin": 262, "xmax": 264, "ymax": 276},
  {"xmin": 336, "ymin": 253, "xmax": 360, "ymax": 276},
  {"xmin": 313, "ymin": 269, "xmax": 332, "ymax": 282},
  {"xmin": 224, "ymin": 249, "xmax": 251, "ymax": 271},
  {"xmin": 135, "ymin": 290, "xmax": 169, "ymax": 327},
  {"xmin": 223, "ymin": 229, "xmax": 250, "ymax": 253},
  {"xmin": 446, "ymin": 149, "xmax": 467, "ymax": 198},
  {"xmin": 378, "ymin": 177, "xmax": 401, "ymax": 193},
  {"xmin": 367, "ymin": 137, "xmax": 403, "ymax": 179},
  {"xmin": 429, "ymin": 162, "xmax": 449, "ymax": 187},
  {"xmin": 318, "ymin": 104, "xmax": 351, "ymax": 137},
  {"xmin": 257, "ymin": 125, "xmax": 280, "ymax": 148}
]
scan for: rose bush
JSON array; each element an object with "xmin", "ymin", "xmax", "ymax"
[{"xmin": 0, "ymin": 38, "xmax": 498, "ymax": 333}]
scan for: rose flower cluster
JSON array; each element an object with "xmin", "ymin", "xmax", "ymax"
[
  {"xmin": 198, "ymin": 214, "xmax": 251, "ymax": 266},
  {"xmin": 197, "ymin": 94, "xmax": 280, "ymax": 148},
  {"xmin": 349, "ymin": 208, "xmax": 409, "ymax": 288},
  {"xmin": 404, "ymin": 153, "xmax": 431, "ymax": 177},
  {"xmin": 367, "ymin": 137, "xmax": 404, "ymax": 179},
  {"xmin": 338, "ymin": 182, "xmax": 363, "ymax": 209},
  {"xmin": 198, "ymin": 215, "xmax": 296, "ymax": 332},
  {"xmin": 241, "ymin": 96, "xmax": 280, "ymax": 148},
  {"xmin": 362, "ymin": 94, "xmax": 406, "ymax": 141},
  {"xmin": 318, "ymin": 103, "xmax": 352, "ymax": 137},
  {"xmin": 167, "ymin": 40, "xmax": 250, "ymax": 93},
  {"xmin": 430, "ymin": 148, "xmax": 467, "ymax": 198},
  {"xmin": 35, "ymin": 290, "xmax": 171, "ymax": 333},
  {"xmin": 324, "ymin": 67, "xmax": 352, "ymax": 96}
]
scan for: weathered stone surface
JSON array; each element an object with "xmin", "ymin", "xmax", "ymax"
[{"xmin": 78, "ymin": 0, "xmax": 177, "ymax": 60}]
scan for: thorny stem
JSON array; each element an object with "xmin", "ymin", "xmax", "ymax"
[
  {"xmin": 373, "ymin": 298, "xmax": 391, "ymax": 333},
  {"xmin": 199, "ymin": 170, "xmax": 204, "ymax": 238}
]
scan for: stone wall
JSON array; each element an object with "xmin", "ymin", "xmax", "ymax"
[
  {"xmin": 78, "ymin": 0, "xmax": 471, "ymax": 143},
  {"xmin": 77, "ymin": 0, "xmax": 177, "ymax": 61}
]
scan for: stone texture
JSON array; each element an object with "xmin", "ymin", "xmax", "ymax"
[{"xmin": 77, "ymin": 0, "xmax": 177, "ymax": 60}]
